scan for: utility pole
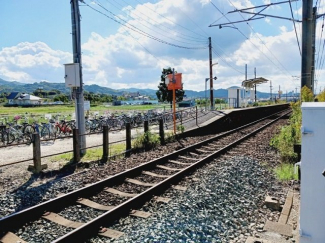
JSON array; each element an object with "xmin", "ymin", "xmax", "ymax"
[
  {"xmin": 254, "ymin": 67, "xmax": 257, "ymax": 103},
  {"xmin": 244, "ymin": 64, "xmax": 247, "ymax": 100},
  {"xmin": 301, "ymin": 0, "xmax": 313, "ymax": 91},
  {"xmin": 71, "ymin": 0, "xmax": 86, "ymax": 155},
  {"xmin": 270, "ymin": 80, "xmax": 272, "ymax": 101},
  {"xmin": 209, "ymin": 37, "xmax": 214, "ymax": 110},
  {"xmin": 311, "ymin": 7, "xmax": 317, "ymax": 93}
]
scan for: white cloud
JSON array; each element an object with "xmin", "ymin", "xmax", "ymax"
[
  {"xmin": 0, "ymin": 0, "xmax": 310, "ymax": 94},
  {"xmin": 0, "ymin": 42, "xmax": 71, "ymax": 82}
]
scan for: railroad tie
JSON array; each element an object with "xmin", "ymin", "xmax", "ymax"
[
  {"xmin": 195, "ymin": 148, "xmax": 210, "ymax": 153},
  {"xmin": 0, "ymin": 232, "xmax": 27, "ymax": 243},
  {"xmin": 156, "ymin": 165, "xmax": 181, "ymax": 171},
  {"xmin": 168, "ymin": 160, "xmax": 192, "ymax": 166},
  {"xmin": 98, "ymin": 228, "xmax": 124, "ymax": 239},
  {"xmin": 125, "ymin": 178, "xmax": 156, "ymax": 187},
  {"xmin": 172, "ymin": 185, "xmax": 187, "ymax": 191},
  {"xmin": 130, "ymin": 210, "xmax": 151, "ymax": 218},
  {"xmin": 42, "ymin": 212, "xmax": 84, "ymax": 229},
  {"xmin": 189, "ymin": 152, "xmax": 199, "ymax": 157},
  {"xmin": 77, "ymin": 198, "xmax": 115, "ymax": 211},
  {"xmin": 154, "ymin": 196, "xmax": 172, "ymax": 203},
  {"xmin": 105, "ymin": 187, "xmax": 138, "ymax": 197},
  {"xmin": 142, "ymin": 171, "xmax": 169, "ymax": 178},
  {"xmin": 178, "ymin": 155, "xmax": 197, "ymax": 161}
]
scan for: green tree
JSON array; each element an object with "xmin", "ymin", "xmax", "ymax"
[
  {"xmin": 156, "ymin": 67, "xmax": 185, "ymax": 103},
  {"xmin": 301, "ymin": 86, "xmax": 313, "ymax": 102},
  {"xmin": 54, "ymin": 94, "xmax": 69, "ymax": 103},
  {"xmin": 316, "ymin": 89, "xmax": 325, "ymax": 101}
]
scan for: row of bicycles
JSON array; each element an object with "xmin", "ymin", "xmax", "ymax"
[
  {"xmin": 0, "ymin": 117, "xmax": 75, "ymax": 146},
  {"xmin": 0, "ymin": 108, "xmax": 197, "ymax": 146}
]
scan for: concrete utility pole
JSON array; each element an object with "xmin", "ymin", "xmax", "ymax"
[
  {"xmin": 209, "ymin": 37, "xmax": 214, "ymax": 110},
  {"xmin": 301, "ymin": 0, "xmax": 314, "ymax": 91},
  {"xmin": 71, "ymin": 0, "xmax": 86, "ymax": 154},
  {"xmin": 311, "ymin": 7, "xmax": 317, "ymax": 92},
  {"xmin": 254, "ymin": 67, "xmax": 257, "ymax": 103},
  {"xmin": 270, "ymin": 80, "xmax": 272, "ymax": 101}
]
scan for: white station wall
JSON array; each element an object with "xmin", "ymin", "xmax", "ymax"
[{"xmin": 300, "ymin": 102, "xmax": 325, "ymax": 243}]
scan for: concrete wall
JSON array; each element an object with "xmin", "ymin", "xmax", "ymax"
[{"xmin": 179, "ymin": 104, "xmax": 289, "ymax": 138}]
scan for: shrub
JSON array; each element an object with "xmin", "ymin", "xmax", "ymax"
[
  {"xmin": 165, "ymin": 132, "xmax": 176, "ymax": 143},
  {"xmin": 270, "ymin": 102, "xmax": 301, "ymax": 162},
  {"xmin": 133, "ymin": 131, "xmax": 160, "ymax": 150},
  {"xmin": 177, "ymin": 125, "xmax": 185, "ymax": 133},
  {"xmin": 274, "ymin": 164, "xmax": 298, "ymax": 181}
]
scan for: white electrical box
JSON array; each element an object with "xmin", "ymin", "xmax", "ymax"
[
  {"xmin": 300, "ymin": 102, "xmax": 325, "ymax": 243},
  {"xmin": 64, "ymin": 63, "xmax": 80, "ymax": 88}
]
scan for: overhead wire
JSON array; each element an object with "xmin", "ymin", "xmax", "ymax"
[
  {"xmin": 83, "ymin": 0, "xmax": 207, "ymax": 50},
  {"xmin": 103, "ymin": 0, "xmax": 208, "ymax": 44},
  {"xmin": 210, "ymin": 0, "xmax": 294, "ymax": 79},
  {"xmin": 289, "ymin": 0, "xmax": 301, "ymax": 56},
  {"xmin": 315, "ymin": 16, "xmax": 324, "ymax": 82},
  {"xmin": 131, "ymin": 0, "xmax": 208, "ymax": 40}
]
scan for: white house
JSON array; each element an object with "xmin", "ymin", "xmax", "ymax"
[{"xmin": 6, "ymin": 92, "xmax": 42, "ymax": 105}]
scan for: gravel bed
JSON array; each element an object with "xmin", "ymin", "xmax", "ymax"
[
  {"xmin": 0, "ymin": 112, "xmax": 287, "ymax": 219},
  {"xmin": 0, "ymin": 111, "xmax": 294, "ymax": 242},
  {"xmin": 58, "ymin": 204, "xmax": 103, "ymax": 223},
  {"xmin": 14, "ymin": 218, "xmax": 72, "ymax": 243},
  {"xmin": 149, "ymin": 168, "xmax": 176, "ymax": 176},
  {"xmin": 160, "ymin": 162, "xmax": 187, "ymax": 169},
  {"xmin": 132, "ymin": 174, "xmax": 165, "ymax": 184},
  {"xmin": 90, "ymin": 155, "xmax": 286, "ymax": 243},
  {"xmin": 90, "ymin": 191, "xmax": 128, "ymax": 206},
  {"xmin": 112, "ymin": 183, "xmax": 146, "ymax": 194}
]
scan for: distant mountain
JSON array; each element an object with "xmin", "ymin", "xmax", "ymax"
[{"xmin": 0, "ymin": 79, "xmax": 273, "ymax": 99}]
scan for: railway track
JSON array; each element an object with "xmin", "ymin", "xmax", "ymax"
[{"xmin": 0, "ymin": 109, "xmax": 290, "ymax": 243}]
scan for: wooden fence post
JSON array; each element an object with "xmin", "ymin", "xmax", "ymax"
[
  {"xmin": 159, "ymin": 118, "xmax": 165, "ymax": 145},
  {"xmin": 102, "ymin": 125, "xmax": 109, "ymax": 162},
  {"xmin": 73, "ymin": 128, "xmax": 80, "ymax": 163},
  {"xmin": 32, "ymin": 133, "xmax": 42, "ymax": 173},
  {"xmin": 144, "ymin": 120, "xmax": 149, "ymax": 133},
  {"xmin": 126, "ymin": 122, "xmax": 131, "ymax": 157}
]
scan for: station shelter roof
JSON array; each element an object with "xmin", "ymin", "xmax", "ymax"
[{"xmin": 242, "ymin": 77, "xmax": 268, "ymax": 89}]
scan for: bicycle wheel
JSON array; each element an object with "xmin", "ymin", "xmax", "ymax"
[
  {"xmin": 40, "ymin": 127, "xmax": 50, "ymax": 140},
  {"xmin": 6, "ymin": 131, "xmax": 15, "ymax": 144},
  {"xmin": 23, "ymin": 125, "xmax": 35, "ymax": 136},
  {"xmin": 23, "ymin": 133, "xmax": 32, "ymax": 145},
  {"xmin": 0, "ymin": 132, "xmax": 5, "ymax": 146},
  {"xmin": 64, "ymin": 123, "xmax": 74, "ymax": 136}
]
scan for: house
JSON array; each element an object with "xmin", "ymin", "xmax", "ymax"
[
  {"xmin": 6, "ymin": 92, "xmax": 20, "ymax": 104},
  {"xmin": 6, "ymin": 92, "xmax": 42, "ymax": 105}
]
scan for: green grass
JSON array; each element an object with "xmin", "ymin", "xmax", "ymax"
[
  {"xmin": 0, "ymin": 104, "xmax": 168, "ymax": 123},
  {"xmin": 49, "ymin": 142, "xmax": 127, "ymax": 164},
  {"xmin": 274, "ymin": 163, "xmax": 298, "ymax": 181}
]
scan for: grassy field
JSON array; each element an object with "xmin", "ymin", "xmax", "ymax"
[{"xmin": 0, "ymin": 104, "xmax": 168, "ymax": 123}]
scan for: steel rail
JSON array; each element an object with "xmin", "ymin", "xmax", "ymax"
[
  {"xmin": 0, "ymin": 109, "xmax": 290, "ymax": 238},
  {"xmin": 54, "ymin": 110, "xmax": 291, "ymax": 242}
]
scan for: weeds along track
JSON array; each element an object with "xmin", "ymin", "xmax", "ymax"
[{"xmin": 0, "ymin": 109, "xmax": 290, "ymax": 243}]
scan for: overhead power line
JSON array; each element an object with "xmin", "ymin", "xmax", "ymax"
[
  {"xmin": 103, "ymin": 0, "xmax": 208, "ymax": 44},
  {"xmin": 83, "ymin": 0, "xmax": 207, "ymax": 50},
  {"xmin": 209, "ymin": 0, "xmax": 296, "ymax": 78}
]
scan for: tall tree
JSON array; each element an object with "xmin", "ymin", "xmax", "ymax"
[{"xmin": 156, "ymin": 67, "xmax": 185, "ymax": 103}]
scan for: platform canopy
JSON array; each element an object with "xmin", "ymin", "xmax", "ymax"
[{"xmin": 242, "ymin": 77, "xmax": 268, "ymax": 89}]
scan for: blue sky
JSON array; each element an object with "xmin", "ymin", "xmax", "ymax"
[{"xmin": 1, "ymin": 0, "xmax": 320, "ymax": 95}]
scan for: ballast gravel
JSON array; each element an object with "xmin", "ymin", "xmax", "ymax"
[{"xmin": 89, "ymin": 155, "xmax": 285, "ymax": 243}]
